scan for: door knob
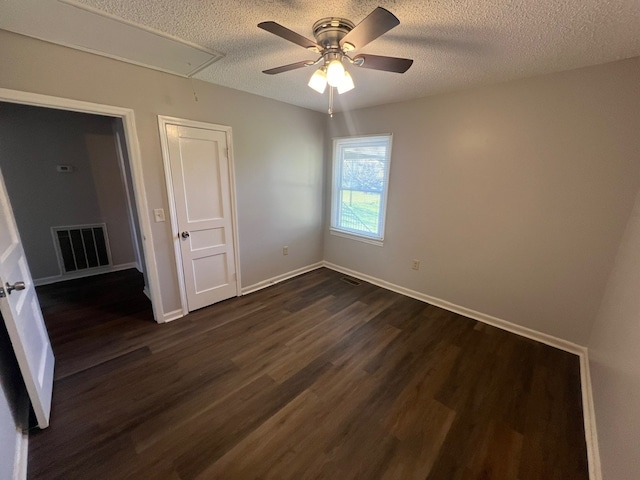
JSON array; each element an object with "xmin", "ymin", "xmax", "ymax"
[
  {"xmin": 6, "ymin": 281, "xmax": 26, "ymax": 294},
  {"xmin": 181, "ymin": 231, "xmax": 190, "ymax": 239}
]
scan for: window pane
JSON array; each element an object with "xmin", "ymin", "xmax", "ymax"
[
  {"xmin": 341, "ymin": 146, "xmax": 386, "ymax": 193},
  {"xmin": 339, "ymin": 190, "xmax": 381, "ymax": 234},
  {"xmin": 331, "ymin": 135, "xmax": 392, "ymax": 242}
]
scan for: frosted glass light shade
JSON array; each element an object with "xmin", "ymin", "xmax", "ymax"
[
  {"xmin": 326, "ymin": 60, "xmax": 346, "ymax": 87},
  {"xmin": 337, "ymin": 71, "xmax": 355, "ymax": 94},
  {"xmin": 308, "ymin": 68, "xmax": 327, "ymax": 94}
]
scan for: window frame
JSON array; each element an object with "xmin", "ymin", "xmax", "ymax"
[{"xmin": 330, "ymin": 133, "xmax": 393, "ymax": 246}]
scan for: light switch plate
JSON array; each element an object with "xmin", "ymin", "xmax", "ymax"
[{"xmin": 153, "ymin": 208, "xmax": 165, "ymax": 222}]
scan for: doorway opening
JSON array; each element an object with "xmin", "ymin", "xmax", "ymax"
[
  {"xmin": 0, "ymin": 101, "xmax": 155, "ymax": 380},
  {"xmin": 0, "ymin": 103, "xmax": 146, "ymax": 287},
  {"xmin": 0, "ymin": 88, "xmax": 166, "ymax": 432},
  {"xmin": 0, "ymin": 88, "xmax": 163, "ymax": 323}
]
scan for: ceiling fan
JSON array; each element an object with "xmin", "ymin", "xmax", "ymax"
[{"xmin": 258, "ymin": 7, "xmax": 413, "ymax": 115}]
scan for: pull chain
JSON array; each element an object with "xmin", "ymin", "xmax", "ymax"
[{"xmin": 328, "ymin": 86, "xmax": 334, "ymax": 117}]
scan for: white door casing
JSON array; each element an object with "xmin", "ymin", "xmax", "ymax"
[
  {"xmin": 0, "ymin": 168, "xmax": 54, "ymax": 429},
  {"xmin": 159, "ymin": 118, "xmax": 240, "ymax": 312},
  {"xmin": 0, "ymin": 87, "xmax": 166, "ymax": 323}
]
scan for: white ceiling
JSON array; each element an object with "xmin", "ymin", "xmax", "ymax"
[{"xmin": 1, "ymin": 0, "xmax": 639, "ymax": 113}]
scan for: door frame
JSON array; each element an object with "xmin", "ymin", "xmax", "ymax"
[
  {"xmin": 157, "ymin": 115, "xmax": 242, "ymax": 316},
  {"xmin": 113, "ymin": 124, "xmax": 143, "ymax": 273},
  {"xmin": 0, "ymin": 87, "xmax": 165, "ymax": 323}
]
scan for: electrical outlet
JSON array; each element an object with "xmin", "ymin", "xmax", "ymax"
[
  {"xmin": 412, "ymin": 259, "xmax": 420, "ymax": 270},
  {"xmin": 283, "ymin": 246, "xmax": 289, "ymax": 255}
]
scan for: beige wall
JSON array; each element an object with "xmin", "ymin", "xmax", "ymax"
[
  {"xmin": 325, "ymin": 57, "xmax": 640, "ymax": 346},
  {"xmin": 0, "ymin": 29, "xmax": 325, "ymax": 315},
  {"xmin": 589, "ymin": 189, "xmax": 640, "ymax": 479},
  {"xmin": 0, "ymin": 103, "xmax": 136, "ymax": 280}
]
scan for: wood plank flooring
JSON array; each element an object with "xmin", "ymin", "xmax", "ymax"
[{"xmin": 28, "ymin": 268, "xmax": 589, "ymax": 479}]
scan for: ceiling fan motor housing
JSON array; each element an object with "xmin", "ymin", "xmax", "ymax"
[{"xmin": 312, "ymin": 18, "xmax": 355, "ymax": 54}]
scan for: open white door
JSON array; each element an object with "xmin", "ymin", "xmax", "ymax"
[
  {"xmin": 161, "ymin": 119, "xmax": 239, "ymax": 312},
  {"xmin": 0, "ymin": 168, "xmax": 54, "ymax": 428}
]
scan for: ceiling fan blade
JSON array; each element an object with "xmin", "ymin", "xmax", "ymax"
[
  {"xmin": 258, "ymin": 21, "xmax": 320, "ymax": 51},
  {"xmin": 340, "ymin": 7, "xmax": 400, "ymax": 50},
  {"xmin": 353, "ymin": 54, "xmax": 413, "ymax": 73},
  {"xmin": 263, "ymin": 60, "xmax": 315, "ymax": 75}
]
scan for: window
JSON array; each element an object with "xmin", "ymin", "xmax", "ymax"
[{"xmin": 331, "ymin": 134, "xmax": 392, "ymax": 244}]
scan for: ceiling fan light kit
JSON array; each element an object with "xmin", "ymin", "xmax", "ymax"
[
  {"xmin": 308, "ymin": 68, "xmax": 328, "ymax": 94},
  {"xmin": 337, "ymin": 71, "xmax": 355, "ymax": 94},
  {"xmin": 259, "ymin": 7, "xmax": 413, "ymax": 116},
  {"xmin": 326, "ymin": 59, "xmax": 346, "ymax": 87}
]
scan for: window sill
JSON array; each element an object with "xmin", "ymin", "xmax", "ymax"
[{"xmin": 329, "ymin": 229, "xmax": 384, "ymax": 247}]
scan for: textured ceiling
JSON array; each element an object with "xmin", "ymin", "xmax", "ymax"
[{"xmin": 2, "ymin": 0, "xmax": 640, "ymax": 113}]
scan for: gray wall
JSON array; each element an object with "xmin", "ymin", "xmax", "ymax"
[
  {"xmin": 325, "ymin": 57, "xmax": 640, "ymax": 346},
  {"xmin": 3, "ymin": 26, "xmax": 639, "ymax": 479},
  {"xmin": 0, "ymin": 29, "xmax": 326, "ymax": 315},
  {"xmin": 588, "ymin": 189, "xmax": 640, "ymax": 480},
  {"xmin": 0, "ymin": 103, "xmax": 136, "ymax": 280}
]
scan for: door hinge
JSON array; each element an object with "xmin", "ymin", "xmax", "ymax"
[{"xmin": 0, "ymin": 286, "xmax": 5, "ymax": 298}]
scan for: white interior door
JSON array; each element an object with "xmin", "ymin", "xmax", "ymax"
[
  {"xmin": 164, "ymin": 122, "xmax": 238, "ymax": 311},
  {"xmin": 0, "ymin": 168, "xmax": 54, "ymax": 428}
]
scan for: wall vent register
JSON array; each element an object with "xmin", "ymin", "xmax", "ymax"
[{"xmin": 52, "ymin": 224, "xmax": 112, "ymax": 274}]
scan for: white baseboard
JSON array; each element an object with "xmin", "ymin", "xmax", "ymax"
[
  {"xmin": 322, "ymin": 261, "xmax": 601, "ymax": 480},
  {"xmin": 33, "ymin": 262, "xmax": 139, "ymax": 286},
  {"xmin": 13, "ymin": 389, "xmax": 29, "ymax": 480},
  {"xmin": 13, "ymin": 428, "xmax": 28, "ymax": 480},
  {"xmin": 241, "ymin": 262, "xmax": 324, "ymax": 295},
  {"xmin": 580, "ymin": 352, "xmax": 602, "ymax": 480},
  {"xmin": 323, "ymin": 261, "xmax": 584, "ymax": 354},
  {"xmin": 160, "ymin": 308, "xmax": 184, "ymax": 323},
  {"xmin": 158, "ymin": 263, "xmax": 325, "ymax": 323}
]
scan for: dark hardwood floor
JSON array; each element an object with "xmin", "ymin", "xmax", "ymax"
[{"xmin": 28, "ymin": 268, "xmax": 589, "ymax": 479}]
